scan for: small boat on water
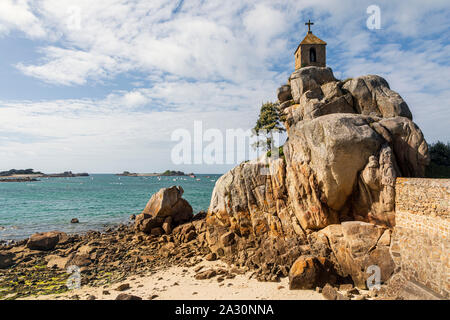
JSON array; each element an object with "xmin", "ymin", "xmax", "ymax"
[{"xmin": 189, "ymin": 174, "xmax": 196, "ymax": 178}]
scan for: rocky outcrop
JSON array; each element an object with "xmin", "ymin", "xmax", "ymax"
[
  {"xmin": 135, "ymin": 186, "xmax": 193, "ymax": 234},
  {"xmin": 206, "ymin": 155, "xmax": 306, "ymax": 273},
  {"xmin": 206, "ymin": 66, "xmax": 429, "ymax": 285}
]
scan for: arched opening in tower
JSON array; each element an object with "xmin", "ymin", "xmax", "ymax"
[{"xmin": 310, "ymin": 48, "xmax": 317, "ymax": 63}]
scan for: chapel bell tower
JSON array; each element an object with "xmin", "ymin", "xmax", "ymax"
[{"xmin": 294, "ymin": 20, "xmax": 327, "ymax": 69}]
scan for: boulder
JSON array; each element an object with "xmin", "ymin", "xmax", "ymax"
[
  {"xmin": 289, "ymin": 66, "xmax": 336, "ymax": 103},
  {"xmin": 142, "ymin": 186, "xmax": 193, "ymax": 222},
  {"xmin": 115, "ymin": 293, "xmax": 142, "ymax": 300},
  {"xmin": 135, "ymin": 214, "xmax": 163, "ymax": 233},
  {"xmin": 378, "ymin": 117, "xmax": 429, "ymax": 177},
  {"xmin": 27, "ymin": 231, "xmax": 68, "ymax": 251},
  {"xmin": 288, "ymin": 255, "xmax": 335, "ymax": 289},
  {"xmin": 322, "ymin": 283, "xmax": 338, "ymax": 300},
  {"xmin": 343, "ymin": 75, "xmax": 412, "ymax": 119},
  {"xmin": 69, "ymin": 254, "xmax": 92, "ymax": 267},
  {"xmin": 115, "ymin": 283, "xmax": 130, "ymax": 291},
  {"xmin": 135, "ymin": 186, "xmax": 193, "ymax": 234},
  {"xmin": 321, "ymin": 283, "xmax": 349, "ymax": 300},
  {"xmin": 315, "ymin": 221, "xmax": 395, "ymax": 289},
  {"xmin": 284, "ymin": 81, "xmax": 355, "ymax": 124},
  {"xmin": 277, "ymin": 84, "xmax": 293, "ymax": 103},
  {"xmin": 0, "ymin": 251, "xmax": 15, "ymax": 269},
  {"xmin": 285, "ymin": 114, "xmax": 382, "ymax": 229}
]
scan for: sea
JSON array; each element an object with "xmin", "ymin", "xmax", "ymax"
[{"xmin": 0, "ymin": 174, "xmax": 221, "ymax": 241}]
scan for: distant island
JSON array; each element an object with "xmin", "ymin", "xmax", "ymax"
[
  {"xmin": 116, "ymin": 170, "xmax": 195, "ymax": 177},
  {"xmin": 43, "ymin": 171, "xmax": 89, "ymax": 178},
  {"xmin": 0, "ymin": 169, "xmax": 42, "ymax": 176},
  {"xmin": 0, "ymin": 169, "xmax": 89, "ymax": 182}
]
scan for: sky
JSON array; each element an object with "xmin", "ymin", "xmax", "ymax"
[{"xmin": 0, "ymin": 0, "xmax": 449, "ymax": 174}]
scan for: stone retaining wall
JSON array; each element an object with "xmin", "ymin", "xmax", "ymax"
[{"xmin": 390, "ymin": 178, "xmax": 449, "ymax": 298}]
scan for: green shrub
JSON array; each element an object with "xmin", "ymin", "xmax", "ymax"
[{"xmin": 425, "ymin": 141, "xmax": 450, "ymax": 178}]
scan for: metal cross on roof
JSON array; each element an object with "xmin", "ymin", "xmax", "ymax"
[{"xmin": 305, "ymin": 19, "xmax": 314, "ymax": 33}]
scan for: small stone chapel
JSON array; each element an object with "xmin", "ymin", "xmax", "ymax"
[{"xmin": 294, "ymin": 20, "xmax": 327, "ymax": 69}]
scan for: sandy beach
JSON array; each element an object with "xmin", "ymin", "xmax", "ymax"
[{"xmin": 21, "ymin": 260, "xmax": 324, "ymax": 300}]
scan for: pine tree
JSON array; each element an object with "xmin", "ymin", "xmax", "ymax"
[{"xmin": 253, "ymin": 102, "xmax": 285, "ymax": 152}]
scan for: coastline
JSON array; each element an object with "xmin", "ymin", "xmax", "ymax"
[{"xmin": 0, "ymin": 218, "xmax": 377, "ymax": 301}]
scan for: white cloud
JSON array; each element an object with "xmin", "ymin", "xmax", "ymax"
[
  {"xmin": 16, "ymin": 47, "xmax": 119, "ymax": 85},
  {"xmin": 0, "ymin": 0, "xmax": 46, "ymax": 38},
  {"xmin": 0, "ymin": 102, "xmax": 259, "ymax": 173},
  {"xmin": 243, "ymin": 4, "xmax": 287, "ymax": 42}
]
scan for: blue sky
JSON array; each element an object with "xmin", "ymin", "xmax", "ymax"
[{"xmin": 0, "ymin": 0, "xmax": 449, "ymax": 173}]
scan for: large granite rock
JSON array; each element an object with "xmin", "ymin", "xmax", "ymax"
[
  {"xmin": 206, "ymin": 66, "xmax": 429, "ymax": 279},
  {"xmin": 27, "ymin": 231, "xmax": 68, "ymax": 251},
  {"xmin": 135, "ymin": 186, "xmax": 193, "ymax": 234},
  {"xmin": 289, "ymin": 66, "xmax": 336, "ymax": 103},
  {"xmin": 206, "ymin": 156, "xmax": 305, "ymax": 269},
  {"xmin": 311, "ymin": 221, "xmax": 395, "ymax": 289},
  {"xmin": 284, "ymin": 113, "xmax": 382, "ymax": 229},
  {"xmin": 342, "ymin": 75, "xmax": 412, "ymax": 119}
]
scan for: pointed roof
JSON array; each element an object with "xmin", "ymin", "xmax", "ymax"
[
  {"xmin": 300, "ymin": 32, "xmax": 326, "ymax": 45},
  {"xmin": 295, "ymin": 32, "xmax": 326, "ymax": 53}
]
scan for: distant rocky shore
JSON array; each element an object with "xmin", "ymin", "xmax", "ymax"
[
  {"xmin": 43, "ymin": 171, "xmax": 89, "ymax": 178},
  {"xmin": 116, "ymin": 170, "xmax": 194, "ymax": 177},
  {"xmin": 0, "ymin": 169, "xmax": 89, "ymax": 182}
]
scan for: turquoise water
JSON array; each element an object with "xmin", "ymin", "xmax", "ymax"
[{"xmin": 0, "ymin": 174, "xmax": 221, "ymax": 241}]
